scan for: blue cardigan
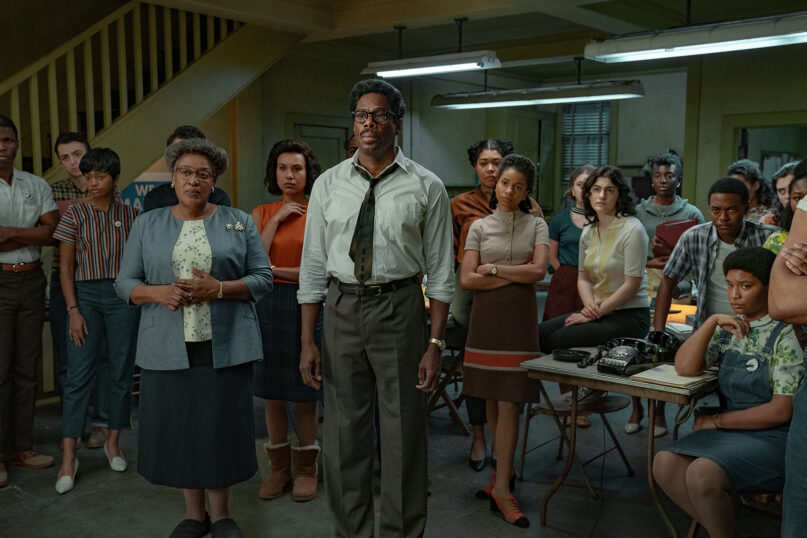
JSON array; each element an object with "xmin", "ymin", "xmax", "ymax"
[{"xmin": 115, "ymin": 205, "xmax": 272, "ymax": 370}]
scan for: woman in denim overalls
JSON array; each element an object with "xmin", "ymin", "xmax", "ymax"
[{"xmin": 654, "ymin": 247, "xmax": 804, "ymax": 538}]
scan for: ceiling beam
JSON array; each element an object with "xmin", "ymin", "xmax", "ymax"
[{"xmin": 532, "ymin": 0, "xmax": 647, "ymax": 34}]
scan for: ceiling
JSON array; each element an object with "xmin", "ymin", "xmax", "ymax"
[{"xmin": 153, "ymin": 0, "xmax": 807, "ymax": 84}]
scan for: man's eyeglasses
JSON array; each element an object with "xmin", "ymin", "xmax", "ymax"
[{"xmin": 352, "ymin": 109, "xmax": 396, "ymax": 124}]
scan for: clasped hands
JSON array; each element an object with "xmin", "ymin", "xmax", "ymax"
[
  {"xmin": 565, "ymin": 301, "xmax": 603, "ymax": 326},
  {"xmin": 157, "ymin": 267, "xmax": 220, "ymax": 311}
]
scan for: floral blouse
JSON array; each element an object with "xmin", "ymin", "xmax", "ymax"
[
  {"xmin": 763, "ymin": 230, "xmax": 788, "ymax": 254},
  {"xmin": 705, "ymin": 314, "xmax": 804, "ymax": 395},
  {"xmin": 171, "ymin": 220, "xmax": 213, "ymax": 342}
]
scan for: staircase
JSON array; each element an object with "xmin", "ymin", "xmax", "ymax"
[{"xmin": 1, "ymin": 2, "xmax": 300, "ymax": 182}]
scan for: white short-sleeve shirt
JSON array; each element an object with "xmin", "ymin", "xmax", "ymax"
[{"xmin": 0, "ymin": 169, "xmax": 58, "ymax": 263}]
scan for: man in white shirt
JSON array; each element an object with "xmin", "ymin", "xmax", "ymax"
[
  {"xmin": 0, "ymin": 115, "xmax": 60, "ymax": 486},
  {"xmin": 298, "ymin": 79, "xmax": 454, "ymax": 536}
]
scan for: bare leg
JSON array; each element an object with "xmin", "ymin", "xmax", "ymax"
[
  {"xmin": 628, "ymin": 396, "xmax": 644, "ymax": 425},
  {"xmin": 653, "ymin": 450, "xmax": 699, "ymax": 519},
  {"xmin": 655, "ymin": 401, "xmax": 667, "ymax": 430},
  {"xmin": 182, "ymin": 489, "xmax": 207, "ymax": 521},
  {"xmin": 686, "ymin": 458, "xmax": 734, "ymax": 538},
  {"xmin": 492, "ymin": 401, "xmax": 520, "ymax": 497},
  {"xmin": 470, "ymin": 425, "xmax": 486, "ymax": 461},
  {"xmin": 265, "ymin": 400, "xmax": 289, "ymax": 445},
  {"xmin": 58, "ymin": 438, "xmax": 77, "ymax": 477},
  {"xmin": 208, "ymin": 488, "xmax": 232, "ymax": 523},
  {"xmin": 105, "ymin": 429, "xmax": 122, "ymax": 458},
  {"xmin": 295, "ymin": 402, "xmax": 319, "ymax": 446}
]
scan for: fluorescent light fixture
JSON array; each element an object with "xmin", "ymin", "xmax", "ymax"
[
  {"xmin": 585, "ymin": 11, "xmax": 807, "ymax": 63},
  {"xmin": 362, "ymin": 50, "xmax": 500, "ymax": 78},
  {"xmin": 431, "ymin": 81, "xmax": 644, "ymax": 110}
]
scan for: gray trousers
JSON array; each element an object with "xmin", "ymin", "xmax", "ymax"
[
  {"xmin": 0, "ymin": 269, "xmax": 46, "ymax": 460},
  {"xmin": 322, "ymin": 279, "xmax": 428, "ymax": 538}
]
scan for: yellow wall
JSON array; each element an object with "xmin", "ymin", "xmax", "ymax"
[{"xmin": 685, "ymin": 45, "xmax": 807, "ymax": 207}]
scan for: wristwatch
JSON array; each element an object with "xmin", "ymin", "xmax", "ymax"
[
  {"xmin": 428, "ymin": 337, "xmax": 446, "ymax": 351},
  {"xmin": 490, "ymin": 265, "xmax": 498, "ymax": 276}
]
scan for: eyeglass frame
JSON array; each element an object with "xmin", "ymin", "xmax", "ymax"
[
  {"xmin": 351, "ymin": 109, "xmax": 398, "ymax": 124},
  {"xmin": 174, "ymin": 166, "xmax": 216, "ymax": 182}
]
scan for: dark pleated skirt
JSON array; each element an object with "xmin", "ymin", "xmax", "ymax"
[
  {"xmin": 138, "ymin": 341, "xmax": 257, "ymax": 489},
  {"xmin": 253, "ymin": 282, "xmax": 322, "ymax": 402},
  {"xmin": 543, "ymin": 264, "xmax": 583, "ymax": 321},
  {"xmin": 463, "ymin": 283, "xmax": 540, "ymax": 403}
]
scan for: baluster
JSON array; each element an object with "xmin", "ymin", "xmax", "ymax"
[
  {"xmin": 29, "ymin": 75, "xmax": 42, "ymax": 176},
  {"xmin": 10, "ymin": 87, "xmax": 22, "ymax": 169},
  {"xmin": 163, "ymin": 6, "xmax": 173, "ymax": 81},
  {"xmin": 220, "ymin": 17, "xmax": 228, "ymax": 40},
  {"xmin": 101, "ymin": 26, "xmax": 112, "ymax": 127},
  {"xmin": 117, "ymin": 17, "xmax": 128, "ymax": 115},
  {"xmin": 84, "ymin": 39, "xmax": 95, "ymax": 139},
  {"xmin": 179, "ymin": 10, "xmax": 188, "ymax": 69},
  {"xmin": 148, "ymin": 3, "xmax": 158, "ymax": 93},
  {"xmin": 66, "ymin": 49, "xmax": 78, "ymax": 130},
  {"xmin": 47, "ymin": 62, "xmax": 59, "ymax": 154},
  {"xmin": 193, "ymin": 13, "xmax": 201, "ymax": 60},
  {"xmin": 207, "ymin": 15, "xmax": 215, "ymax": 50},
  {"xmin": 133, "ymin": 5, "xmax": 143, "ymax": 103}
]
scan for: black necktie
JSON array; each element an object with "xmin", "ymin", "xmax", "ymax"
[{"xmin": 349, "ymin": 164, "xmax": 398, "ymax": 284}]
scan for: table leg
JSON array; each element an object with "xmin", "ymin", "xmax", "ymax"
[
  {"xmin": 541, "ymin": 385, "xmax": 577, "ymax": 527},
  {"xmin": 647, "ymin": 398, "xmax": 679, "ymax": 538}
]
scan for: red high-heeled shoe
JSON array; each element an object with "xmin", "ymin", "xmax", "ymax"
[
  {"xmin": 489, "ymin": 491, "xmax": 530, "ymax": 527},
  {"xmin": 475, "ymin": 469, "xmax": 516, "ymax": 500}
]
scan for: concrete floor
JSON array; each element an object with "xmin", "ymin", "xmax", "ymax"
[{"xmin": 2, "ymin": 384, "xmax": 781, "ymax": 538}]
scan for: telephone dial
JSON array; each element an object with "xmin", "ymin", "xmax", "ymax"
[{"xmin": 596, "ymin": 331, "xmax": 681, "ymax": 376}]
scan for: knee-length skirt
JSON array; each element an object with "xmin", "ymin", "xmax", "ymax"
[
  {"xmin": 138, "ymin": 341, "xmax": 257, "ymax": 490},
  {"xmin": 666, "ymin": 427, "xmax": 788, "ymax": 494},
  {"xmin": 463, "ymin": 283, "xmax": 540, "ymax": 403},
  {"xmin": 253, "ymin": 282, "xmax": 322, "ymax": 402}
]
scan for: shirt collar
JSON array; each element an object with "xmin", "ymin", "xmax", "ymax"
[
  {"xmin": 707, "ymin": 219, "xmax": 748, "ymax": 246},
  {"xmin": 749, "ymin": 313, "xmax": 773, "ymax": 328},
  {"xmin": 351, "ymin": 146, "xmax": 410, "ymax": 179}
]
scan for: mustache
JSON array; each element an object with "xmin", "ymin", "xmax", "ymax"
[{"xmin": 361, "ymin": 129, "xmax": 377, "ymax": 136}]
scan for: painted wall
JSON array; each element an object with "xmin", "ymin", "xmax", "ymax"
[{"xmin": 686, "ymin": 45, "xmax": 807, "ymax": 208}]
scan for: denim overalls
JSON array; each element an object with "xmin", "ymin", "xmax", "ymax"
[
  {"xmin": 782, "ymin": 334, "xmax": 807, "ymax": 537},
  {"xmin": 667, "ymin": 321, "xmax": 790, "ymax": 494}
]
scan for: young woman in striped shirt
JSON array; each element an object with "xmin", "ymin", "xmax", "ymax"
[{"xmin": 53, "ymin": 148, "xmax": 140, "ymax": 494}]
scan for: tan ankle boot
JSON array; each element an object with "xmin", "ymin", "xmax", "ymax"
[
  {"xmin": 259, "ymin": 441, "xmax": 291, "ymax": 500},
  {"xmin": 291, "ymin": 443, "xmax": 320, "ymax": 502}
]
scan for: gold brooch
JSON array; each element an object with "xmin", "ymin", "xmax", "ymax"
[
  {"xmin": 235, "ymin": 221, "xmax": 244, "ymax": 231},
  {"xmin": 226, "ymin": 223, "xmax": 233, "ymax": 230}
]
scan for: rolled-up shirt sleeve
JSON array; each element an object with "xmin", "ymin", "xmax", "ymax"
[
  {"xmin": 115, "ymin": 217, "xmax": 146, "ymax": 305},
  {"xmin": 298, "ymin": 178, "xmax": 329, "ymax": 304},
  {"xmin": 422, "ymin": 181, "xmax": 455, "ymax": 304},
  {"xmin": 239, "ymin": 214, "xmax": 273, "ymax": 302}
]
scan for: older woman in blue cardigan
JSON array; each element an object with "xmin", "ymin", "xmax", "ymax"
[{"xmin": 116, "ymin": 138, "xmax": 272, "ymax": 538}]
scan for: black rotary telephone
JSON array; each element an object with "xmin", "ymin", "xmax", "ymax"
[{"xmin": 596, "ymin": 331, "xmax": 681, "ymax": 376}]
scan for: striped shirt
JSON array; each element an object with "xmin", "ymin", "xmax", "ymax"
[
  {"xmin": 662, "ymin": 219, "xmax": 777, "ymax": 328},
  {"xmin": 53, "ymin": 200, "xmax": 140, "ymax": 281}
]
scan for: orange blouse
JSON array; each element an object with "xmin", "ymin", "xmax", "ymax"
[{"xmin": 254, "ymin": 200, "xmax": 307, "ymax": 284}]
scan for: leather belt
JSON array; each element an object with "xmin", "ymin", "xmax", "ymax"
[
  {"xmin": 336, "ymin": 276, "xmax": 419, "ymax": 297},
  {"xmin": 1, "ymin": 261, "xmax": 42, "ymax": 272}
]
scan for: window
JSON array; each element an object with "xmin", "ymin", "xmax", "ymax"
[{"xmin": 561, "ymin": 102, "xmax": 610, "ymax": 184}]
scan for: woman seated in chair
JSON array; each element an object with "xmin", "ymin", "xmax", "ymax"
[
  {"xmin": 461, "ymin": 154, "xmax": 549, "ymax": 528},
  {"xmin": 653, "ymin": 247, "xmax": 803, "ymax": 538}
]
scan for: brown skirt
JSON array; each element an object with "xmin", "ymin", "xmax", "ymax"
[
  {"xmin": 542, "ymin": 264, "xmax": 583, "ymax": 321},
  {"xmin": 463, "ymin": 283, "xmax": 540, "ymax": 403}
]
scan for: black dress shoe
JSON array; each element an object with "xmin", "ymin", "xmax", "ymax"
[
  {"xmin": 469, "ymin": 456, "xmax": 486, "ymax": 472},
  {"xmin": 169, "ymin": 513, "xmax": 211, "ymax": 538},
  {"xmin": 211, "ymin": 518, "xmax": 242, "ymax": 538}
]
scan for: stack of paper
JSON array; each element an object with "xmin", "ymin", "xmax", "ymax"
[{"xmin": 630, "ymin": 363, "xmax": 716, "ymax": 389}]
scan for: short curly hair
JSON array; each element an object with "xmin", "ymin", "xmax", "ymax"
[
  {"xmin": 489, "ymin": 154, "xmax": 536, "ymax": 214},
  {"xmin": 722, "ymin": 247, "xmax": 776, "ymax": 285},
  {"xmin": 466, "ymin": 139, "xmax": 515, "ymax": 167},
  {"xmin": 582, "ymin": 165, "xmax": 637, "ymax": 224},
  {"xmin": 349, "ymin": 79, "xmax": 406, "ymax": 119},
  {"xmin": 708, "ymin": 177, "xmax": 749, "ymax": 205},
  {"xmin": 264, "ymin": 139, "xmax": 321, "ymax": 196},
  {"xmin": 165, "ymin": 138, "xmax": 228, "ymax": 177}
]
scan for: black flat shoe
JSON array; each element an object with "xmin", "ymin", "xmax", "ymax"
[
  {"xmin": 211, "ymin": 518, "xmax": 242, "ymax": 538},
  {"xmin": 469, "ymin": 456, "xmax": 486, "ymax": 472},
  {"xmin": 169, "ymin": 513, "xmax": 211, "ymax": 538}
]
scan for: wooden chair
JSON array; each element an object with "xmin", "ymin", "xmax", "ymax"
[
  {"xmin": 427, "ymin": 319, "xmax": 471, "ymax": 435},
  {"xmin": 519, "ymin": 391, "xmax": 634, "ymax": 496}
]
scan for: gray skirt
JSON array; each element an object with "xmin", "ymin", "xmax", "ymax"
[{"xmin": 138, "ymin": 341, "xmax": 257, "ymax": 489}]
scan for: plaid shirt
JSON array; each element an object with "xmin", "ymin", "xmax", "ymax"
[{"xmin": 663, "ymin": 219, "xmax": 777, "ymax": 328}]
